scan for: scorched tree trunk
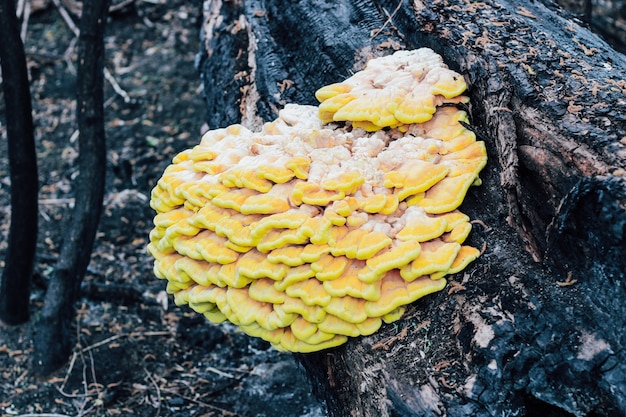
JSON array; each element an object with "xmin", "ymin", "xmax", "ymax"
[
  {"xmin": 0, "ymin": 0, "xmax": 39, "ymax": 325},
  {"xmin": 197, "ymin": 0, "xmax": 626, "ymax": 416},
  {"xmin": 33, "ymin": 0, "xmax": 110, "ymax": 376}
]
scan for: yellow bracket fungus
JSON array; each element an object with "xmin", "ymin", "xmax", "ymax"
[
  {"xmin": 316, "ymin": 49, "xmax": 470, "ymax": 130},
  {"xmin": 148, "ymin": 48, "xmax": 487, "ymax": 353}
]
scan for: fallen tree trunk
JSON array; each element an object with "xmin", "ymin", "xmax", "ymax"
[{"xmin": 197, "ymin": 0, "xmax": 626, "ymax": 415}]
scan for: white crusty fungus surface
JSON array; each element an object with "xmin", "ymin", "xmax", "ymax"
[{"xmin": 148, "ymin": 48, "xmax": 487, "ymax": 352}]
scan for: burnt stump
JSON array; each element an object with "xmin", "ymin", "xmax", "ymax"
[{"xmin": 196, "ymin": 1, "xmax": 626, "ymax": 416}]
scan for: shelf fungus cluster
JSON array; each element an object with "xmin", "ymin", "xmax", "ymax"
[{"xmin": 148, "ymin": 48, "xmax": 487, "ymax": 352}]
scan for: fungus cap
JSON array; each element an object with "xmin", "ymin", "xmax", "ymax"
[
  {"xmin": 148, "ymin": 48, "xmax": 486, "ymax": 352},
  {"xmin": 315, "ymin": 48, "xmax": 469, "ymax": 130}
]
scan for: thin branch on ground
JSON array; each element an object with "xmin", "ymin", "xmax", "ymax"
[
  {"xmin": 63, "ymin": 36, "xmax": 78, "ymax": 75},
  {"xmin": 39, "ymin": 198, "xmax": 76, "ymax": 206},
  {"xmin": 16, "ymin": 0, "xmax": 25, "ymax": 18},
  {"xmin": 60, "ymin": 349, "xmax": 79, "ymax": 394},
  {"xmin": 14, "ymin": 414, "xmax": 74, "ymax": 417},
  {"xmin": 104, "ymin": 67, "xmax": 132, "ymax": 103},
  {"xmin": 143, "ymin": 367, "xmax": 162, "ymax": 417},
  {"xmin": 158, "ymin": 387, "xmax": 242, "ymax": 416},
  {"xmin": 109, "ymin": 0, "xmax": 135, "ymax": 13},
  {"xmin": 79, "ymin": 330, "xmax": 173, "ymax": 354},
  {"xmin": 51, "ymin": 0, "xmax": 79, "ymax": 35},
  {"xmin": 370, "ymin": 0, "xmax": 403, "ymax": 38},
  {"xmin": 20, "ymin": 0, "xmax": 30, "ymax": 41}
]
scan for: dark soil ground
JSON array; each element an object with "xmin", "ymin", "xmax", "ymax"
[{"xmin": 0, "ymin": 1, "xmax": 325, "ymax": 416}]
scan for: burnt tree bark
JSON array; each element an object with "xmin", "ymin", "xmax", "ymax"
[
  {"xmin": 197, "ymin": 0, "xmax": 626, "ymax": 416},
  {"xmin": 0, "ymin": 0, "xmax": 39, "ymax": 325},
  {"xmin": 33, "ymin": 0, "xmax": 110, "ymax": 376},
  {"xmin": 555, "ymin": 0, "xmax": 626, "ymax": 53}
]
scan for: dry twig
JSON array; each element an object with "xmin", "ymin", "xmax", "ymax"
[
  {"xmin": 20, "ymin": 0, "xmax": 31, "ymax": 41},
  {"xmin": 14, "ymin": 414, "xmax": 74, "ymax": 417},
  {"xmin": 104, "ymin": 67, "xmax": 132, "ymax": 103},
  {"xmin": 371, "ymin": 0, "xmax": 403, "ymax": 38},
  {"xmin": 158, "ymin": 387, "xmax": 241, "ymax": 416},
  {"xmin": 143, "ymin": 367, "xmax": 162, "ymax": 417}
]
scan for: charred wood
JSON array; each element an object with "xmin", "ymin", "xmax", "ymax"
[{"xmin": 197, "ymin": 1, "xmax": 626, "ymax": 415}]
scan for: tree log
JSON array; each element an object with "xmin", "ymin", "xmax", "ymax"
[{"xmin": 196, "ymin": 0, "xmax": 626, "ymax": 415}]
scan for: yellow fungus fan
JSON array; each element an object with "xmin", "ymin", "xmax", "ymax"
[
  {"xmin": 148, "ymin": 48, "xmax": 487, "ymax": 353},
  {"xmin": 315, "ymin": 48, "xmax": 469, "ymax": 130}
]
